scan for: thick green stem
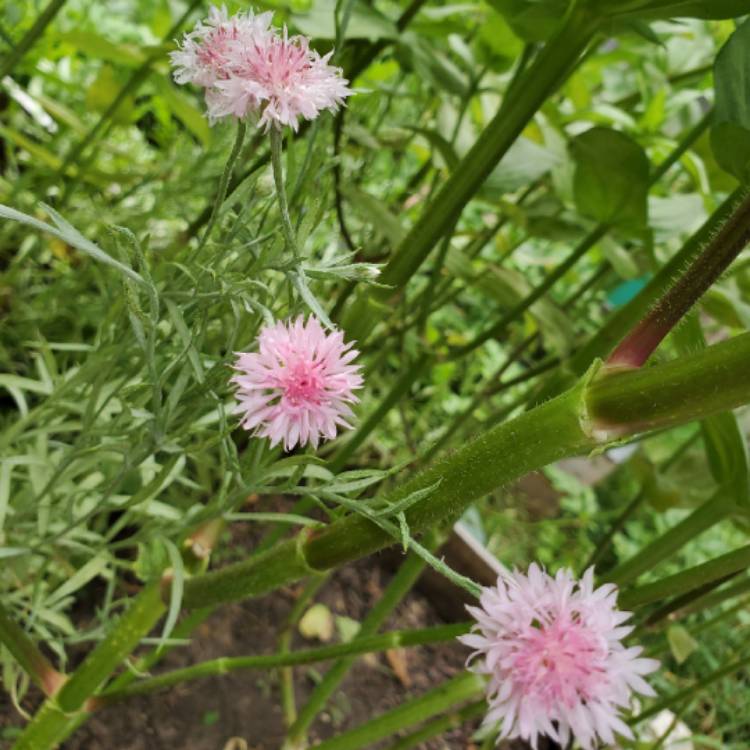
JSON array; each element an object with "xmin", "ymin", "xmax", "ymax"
[
  {"xmin": 0, "ymin": 604, "xmax": 65, "ymax": 696},
  {"xmin": 341, "ymin": 8, "xmax": 599, "ymax": 342},
  {"xmin": 195, "ymin": 121, "xmax": 247, "ymax": 253},
  {"xmin": 608, "ymin": 190, "xmax": 750, "ymax": 367},
  {"xmin": 270, "ymin": 126, "xmax": 299, "ymax": 259},
  {"xmin": 0, "ymin": 0, "xmax": 68, "ymax": 80},
  {"xmin": 12, "ymin": 582, "xmax": 166, "ymax": 750},
  {"xmin": 100, "ymin": 622, "xmax": 468, "ymax": 704},
  {"xmin": 588, "ymin": 332, "xmax": 750, "ymax": 439},
  {"xmin": 285, "ymin": 550, "xmax": 430, "ymax": 747},
  {"xmin": 181, "ymin": 332, "xmax": 750, "ymax": 610},
  {"xmin": 310, "ymin": 672, "xmax": 484, "ymax": 750}
]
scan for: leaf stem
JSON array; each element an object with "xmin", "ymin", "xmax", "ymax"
[
  {"xmin": 98, "ymin": 622, "xmax": 469, "ymax": 704},
  {"xmin": 195, "ymin": 120, "xmax": 247, "ymax": 253},
  {"xmin": 270, "ymin": 126, "xmax": 299, "ymax": 259}
]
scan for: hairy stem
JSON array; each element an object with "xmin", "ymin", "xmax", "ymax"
[
  {"xmin": 181, "ymin": 332, "xmax": 750, "ymax": 610},
  {"xmin": 607, "ymin": 190, "xmax": 750, "ymax": 367}
]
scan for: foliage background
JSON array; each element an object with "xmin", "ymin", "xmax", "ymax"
[{"xmin": 1, "ymin": 0, "xmax": 750, "ymax": 746}]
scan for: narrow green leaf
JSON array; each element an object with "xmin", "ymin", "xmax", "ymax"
[
  {"xmin": 711, "ymin": 18, "xmax": 750, "ymax": 185},
  {"xmin": 0, "ymin": 204, "xmax": 145, "ymax": 284}
]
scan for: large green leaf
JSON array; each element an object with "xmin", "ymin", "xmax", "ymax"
[
  {"xmin": 711, "ymin": 18, "xmax": 750, "ymax": 185},
  {"xmin": 597, "ymin": 0, "xmax": 750, "ymax": 21},
  {"xmin": 486, "ymin": 0, "xmax": 569, "ymax": 41},
  {"xmin": 569, "ymin": 127, "xmax": 650, "ymax": 231}
]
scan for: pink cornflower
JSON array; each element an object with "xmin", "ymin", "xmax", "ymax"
[
  {"xmin": 170, "ymin": 5, "xmax": 352, "ymax": 130},
  {"xmin": 232, "ymin": 316, "xmax": 363, "ymax": 451},
  {"xmin": 460, "ymin": 564, "xmax": 659, "ymax": 750}
]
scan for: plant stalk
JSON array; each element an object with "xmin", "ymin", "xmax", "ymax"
[
  {"xmin": 195, "ymin": 120, "xmax": 247, "ymax": 253},
  {"xmin": 270, "ymin": 126, "xmax": 299, "ymax": 259},
  {"xmin": 12, "ymin": 582, "xmax": 166, "ymax": 750},
  {"xmin": 607, "ymin": 190, "xmax": 750, "ymax": 368},
  {"xmin": 0, "ymin": 604, "xmax": 65, "ymax": 696},
  {"xmin": 285, "ymin": 550, "xmax": 431, "ymax": 747},
  {"xmin": 100, "ymin": 621, "xmax": 469, "ymax": 704},
  {"xmin": 310, "ymin": 672, "xmax": 484, "ymax": 750},
  {"xmin": 180, "ymin": 332, "xmax": 750, "ymax": 610}
]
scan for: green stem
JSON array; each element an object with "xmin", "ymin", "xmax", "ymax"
[
  {"xmin": 0, "ymin": 0, "xmax": 68, "ymax": 79},
  {"xmin": 631, "ymin": 652, "xmax": 750, "ymax": 725},
  {"xmin": 195, "ymin": 121, "xmax": 247, "ymax": 253},
  {"xmin": 285, "ymin": 550, "xmax": 431, "ymax": 747},
  {"xmin": 608, "ymin": 190, "xmax": 750, "ymax": 367},
  {"xmin": 620, "ymin": 543, "xmax": 750, "ymax": 609},
  {"xmin": 606, "ymin": 491, "xmax": 734, "ymax": 586},
  {"xmin": 583, "ymin": 489, "xmax": 646, "ymax": 571},
  {"xmin": 270, "ymin": 126, "xmax": 299, "ymax": 259},
  {"xmin": 459, "ymin": 108, "xmax": 712, "ymax": 360},
  {"xmin": 0, "ymin": 604, "xmax": 65, "ymax": 696},
  {"xmin": 279, "ymin": 575, "xmax": 328, "ymax": 727},
  {"xmin": 588, "ymin": 332, "xmax": 750, "ymax": 439},
  {"xmin": 180, "ymin": 332, "xmax": 750, "ymax": 610},
  {"xmin": 383, "ymin": 700, "xmax": 485, "ymax": 750},
  {"xmin": 341, "ymin": 7, "xmax": 599, "ymax": 342},
  {"xmin": 329, "ymin": 354, "xmax": 432, "ymax": 471},
  {"xmin": 679, "ymin": 573, "xmax": 750, "ymax": 617},
  {"xmin": 454, "ymin": 224, "xmax": 608, "ymax": 358},
  {"xmin": 100, "ymin": 621, "xmax": 468, "ymax": 704},
  {"xmin": 310, "ymin": 672, "xmax": 484, "ymax": 750},
  {"xmin": 57, "ymin": 0, "xmax": 203, "ymax": 198},
  {"xmin": 12, "ymin": 582, "xmax": 166, "ymax": 750}
]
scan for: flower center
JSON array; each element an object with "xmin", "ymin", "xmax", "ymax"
[
  {"xmin": 281, "ymin": 361, "xmax": 324, "ymax": 407},
  {"xmin": 510, "ymin": 617, "xmax": 607, "ymax": 709}
]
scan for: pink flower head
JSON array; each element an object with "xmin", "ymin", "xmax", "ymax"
[
  {"xmin": 170, "ymin": 5, "xmax": 353, "ymax": 130},
  {"xmin": 460, "ymin": 564, "xmax": 659, "ymax": 750},
  {"xmin": 232, "ymin": 316, "xmax": 363, "ymax": 451}
]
